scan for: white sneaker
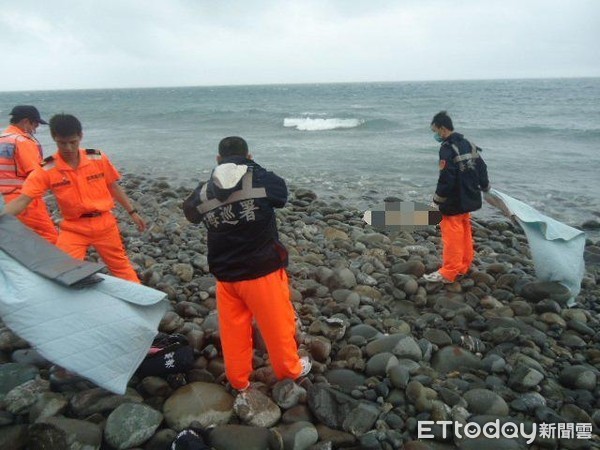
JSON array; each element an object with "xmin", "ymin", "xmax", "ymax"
[
  {"xmin": 422, "ymin": 270, "xmax": 453, "ymax": 284},
  {"xmin": 299, "ymin": 356, "xmax": 312, "ymax": 377}
]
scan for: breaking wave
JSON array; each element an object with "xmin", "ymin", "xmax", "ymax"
[{"xmin": 283, "ymin": 117, "xmax": 364, "ymax": 131}]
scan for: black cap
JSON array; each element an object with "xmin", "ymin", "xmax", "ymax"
[{"xmin": 9, "ymin": 105, "xmax": 48, "ymax": 125}]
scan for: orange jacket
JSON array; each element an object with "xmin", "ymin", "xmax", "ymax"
[
  {"xmin": 0, "ymin": 125, "xmax": 43, "ymax": 194},
  {"xmin": 22, "ymin": 149, "xmax": 121, "ymax": 220}
]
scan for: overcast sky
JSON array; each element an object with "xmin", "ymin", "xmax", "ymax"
[{"xmin": 1, "ymin": 0, "xmax": 599, "ymax": 91}]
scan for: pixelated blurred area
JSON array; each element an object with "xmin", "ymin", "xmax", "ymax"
[{"xmin": 363, "ymin": 198, "xmax": 442, "ymax": 232}]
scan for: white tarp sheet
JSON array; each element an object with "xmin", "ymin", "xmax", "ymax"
[
  {"xmin": 484, "ymin": 188, "xmax": 586, "ymax": 305},
  {"xmin": 0, "ymin": 197, "xmax": 169, "ymax": 394}
]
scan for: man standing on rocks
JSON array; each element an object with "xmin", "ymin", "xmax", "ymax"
[
  {"xmin": 423, "ymin": 111, "xmax": 491, "ymax": 283},
  {"xmin": 2, "ymin": 113, "xmax": 145, "ymax": 283},
  {"xmin": 0, "ymin": 105, "xmax": 58, "ymax": 243},
  {"xmin": 183, "ymin": 136, "xmax": 310, "ymax": 391}
]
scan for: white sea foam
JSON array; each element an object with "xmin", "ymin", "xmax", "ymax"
[{"xmin": 283, "ymin": 117, "xmax": 364, "ymax": 131}]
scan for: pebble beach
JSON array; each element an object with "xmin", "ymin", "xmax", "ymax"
[{"xmin": 1, "ymin": 174, "xmax": 600, "ymax": 450}]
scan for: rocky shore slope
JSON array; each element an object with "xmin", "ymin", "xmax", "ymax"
[{"xmin": 1, "ymin": 174, "xmax": 599, "ymax": 450}]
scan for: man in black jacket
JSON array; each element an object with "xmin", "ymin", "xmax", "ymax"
[
  {"xmin": 183, "ymin": 136, "xmax": 310, "ymax": 391},
  {"xmin": 424, "ymin": 111, "xmax": 491, "ymax": 283}
]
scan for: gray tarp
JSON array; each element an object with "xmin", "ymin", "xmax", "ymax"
[
  {"xmin": 0, "ymin": 214, "xmax": 105, "ymax": 286},
  {"xmin": 0, "ymin": 197, "xmax": 170, "ymax": 394},
  {"xmin": 484, "ymin": 188, "xmax": 586, "ymax": 305}
]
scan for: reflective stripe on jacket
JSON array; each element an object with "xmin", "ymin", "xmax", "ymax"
[
  {"xmin": 0, "ymin": 130, "xmax": 43, "ymax": 194},
  {"xmin": 183, "ymin": 156, "xmax": 289, "ymax": 282},
  {"xmin": 1, "ymin": 134, "xmax": 25, "ymax": 193},
  {"xmin": 434, "ymin": 132, "xmax": 490, "ymax": 215}
]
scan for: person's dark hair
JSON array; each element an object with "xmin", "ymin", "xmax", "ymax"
[
  {"xmin": 431, "ymin": 111, "xmax": 454, "ymax": 131},
  {"xmin": 49, "ymin": 114, "xmax": 82, "ymax": 137},
  {"xmin": 218, "ymin": 136, "xmax": 248, "ymax": 158}
]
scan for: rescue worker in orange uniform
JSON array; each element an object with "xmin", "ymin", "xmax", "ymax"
[
  {"xmin": 3, "ymin": 114, "xmax": 145, "ymax": 283},
  {"xmin": 0, "ymin": 105, "xmax": 58, "ymax": 243},
  {"xmin": 423, "ymin": 111, "xmax": 491, "ymax": 283},
  {"xmin": 183, "ymin": 136, "xmax": 311, "ymax": 391}
]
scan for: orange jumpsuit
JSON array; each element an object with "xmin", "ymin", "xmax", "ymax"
[
  {"xmin": 0, "ymin": 125, "xmax": 57, "ymax": 243},
  {"xmin": 439, "ymin": 213, "xmax": 474, "ymax": 281},
  {"xmin": 216, "ymin": 268, "xmax": 302, "ymax": 389},
  {"xmin": 21, "ymin": 149, "xmax": 140, "ymax": 283},
  {"xmin": 183, "ymin": 158, "xmax": 302, "ymax": 390}
]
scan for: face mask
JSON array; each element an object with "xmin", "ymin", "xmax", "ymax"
[{"xmin": 433, "ymin": 132, "xmax": 443, "ymax": 143}]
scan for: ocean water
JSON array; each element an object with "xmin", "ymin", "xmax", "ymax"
[{"xmin": 1, "ymin": 78, "xmax": 599, "ymax": 234}]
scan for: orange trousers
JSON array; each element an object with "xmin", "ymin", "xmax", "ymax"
[
  {"xmin": 4, "ymin": 193, "xmax": 58, "ymax": 244},
  {"xmin": 57, "ymin": 212, "xmax": 140, "ymax": 283},
  {"xmin": 439, "ymin": 212, "xmax": 474, "ymax": 282},
  {"xmin": 216, "ymin": 268, "xmax": 302, "ymax": 390}
]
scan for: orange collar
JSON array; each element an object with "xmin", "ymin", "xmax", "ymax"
[
  {"xmin": 3, "ymin": 125, "xmax": 29, "ymax": 138},
  {"xmin": 54, "ymin": 149, "xmax": 91, "ymax": 171}
]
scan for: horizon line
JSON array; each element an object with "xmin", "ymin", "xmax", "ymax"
[{"xmin": 1, "ymin": 75, "xmax": 599, "ymax": 94}]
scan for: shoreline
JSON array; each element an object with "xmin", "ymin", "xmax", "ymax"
[{"xmin": 1, "ymin": 173, "xmax": 599, "ymax": 449}]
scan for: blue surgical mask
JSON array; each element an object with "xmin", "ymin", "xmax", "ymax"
[{"xmin": 433, "ymin": 132, "xmax": 444, "ymax": 143}]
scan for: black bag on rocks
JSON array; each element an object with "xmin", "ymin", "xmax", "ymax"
[{"xmin": 137, "ymin": 333, "xmax": 195, "ymax": 377}]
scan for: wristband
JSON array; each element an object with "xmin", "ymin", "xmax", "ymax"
[{"xmin": 128, "ymin": 209, "xmax": 138, "ymax": 215}]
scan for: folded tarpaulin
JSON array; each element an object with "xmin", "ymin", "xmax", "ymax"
[
  {"xmin": 484, "ymin": 188, "xmax": 586, "ymax": 306},
  {"xmin": 0, "ymin": 248, "xmax": 170, "ymax": 394},
  {"xmin": 0, "ymin": 213, "xmax": 105, "ymax": 287}
]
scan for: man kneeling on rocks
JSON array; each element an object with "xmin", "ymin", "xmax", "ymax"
[{"xmin": 183, "ymin": 136, "xmax": 311, "ymax": 391}]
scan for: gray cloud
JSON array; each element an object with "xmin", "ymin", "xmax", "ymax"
[{"xmin": 1, "ymin": 0, "xmax": 598, "ymax": 91}]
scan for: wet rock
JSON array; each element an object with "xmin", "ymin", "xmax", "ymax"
[
  {"xmin": 307, "ymin": 384, "xmax": 379, "ymax": 435},
  {"xmin": 324, "ymin": 369, "xmax": 366, "ymax": 394},
  {"xmin": 172, "ymin": 263, "xmax": 194, "ymax": 282},
  {"xmin": 315, "ymin": 424, "xmax": 357, "ymax": 448},
  {"xmin": 348, "ymin": 324, "xmax": 383, "ymax": 341},
  {"xmin": 559, "ymin": 366, "xmax": 598, "ymax": 391},
  {"xmin": 423, "ymin": 329, "xmax": 452, "ymax": 347},
  {"xmin": 144, "ymin": 429, "xmax": 178, "ymax": 450},
  {"xmin": 70, "ymin": 387, "xmax": 142, "ymax": 417},
  {"xmin": 234, "ymin": 388, "xmax": 281, "ymax": 428},
  {"xmin": 365, "ymin": 353, "xmax": 399, "ymax": 377},
  {"xmin": 510, "ymin": 392, "xmax": 546, "ymax": 413},
  {"xmin": 431, "ymin": 346, "xmax": 483, "ymax": 374},
  {"xmin": 309, "ymin": 336, "xmax": 332, "ymax": 362},
  {"xmin": 275, "ymin": 421, "xmax": 319, "ymax": 450},
  {"xmin": 392, "ymin": 335, "xmax": 423, "ymax": 361},
  {"xmin": 0, "ymin": 363, "xmax": 39, "ymax": 401},
  {"xmin": 313, "ymin": 318, "xmax": 347, "ymax": 342},
  {"xmin": 508, "ymin": 365, "xmax": 545, "ymax": 392},
  {"xmin": 463, "ymin": 389, "xmax": 509, "ymax": 416},
  {"xmin": 489, "ymin": 326, "xmax": 520, "ymax": 343},
  {"xmin": 388, "ymin": 365, "xmax": 410, "ymax": 390},
  {"xmin": 163, "ymin": 382, "xmax": 234, "ymax": 430},
  {"xmin": 209, "ymin": 425, "xmax": 273, "ymax": 450},
  {"xmin": 4, "ymin": 378, "xmax": 50, "ymax": 415},
  {"xmin": 142, "ymin": 376, "xmax": 173, "ymax": 397},
  {"xmin": 327, "ymin": 268, "xmax": 357, "ymax": 290},
  {"xmin": 390, "ymin": 261, "xmax": 426, "ymax": 278},
  {"xmin": 324, "ymin": 227, "xmax": 350, "ymax": 241},
  {"xmin": 105, "ymin": 403, "xmax": 163, "ymax": 449},
  {"xmin": 11, "ymin": 349, "xmax": 50, "ymax": 368},
  {"xmin": 29, "ymin": 392, "xmax": 68, "ymax": 423},
  {"xmin": 282, "ymin": 404, "xmax": 313, "ymax": 424},
  {"xmin": 32, "ymin": 417, "xmax": 102, "ymax": 450},
  {"xmin": 272, "ymin": 379, "xmax": 307, "ymax": 409},
  {"xmin": 539, "ymin": 312, "xmax": 567, "ymax": 327},
  {"xmin": 521, "ymin": 281, "xmax": 572, "ymax": 303}
]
